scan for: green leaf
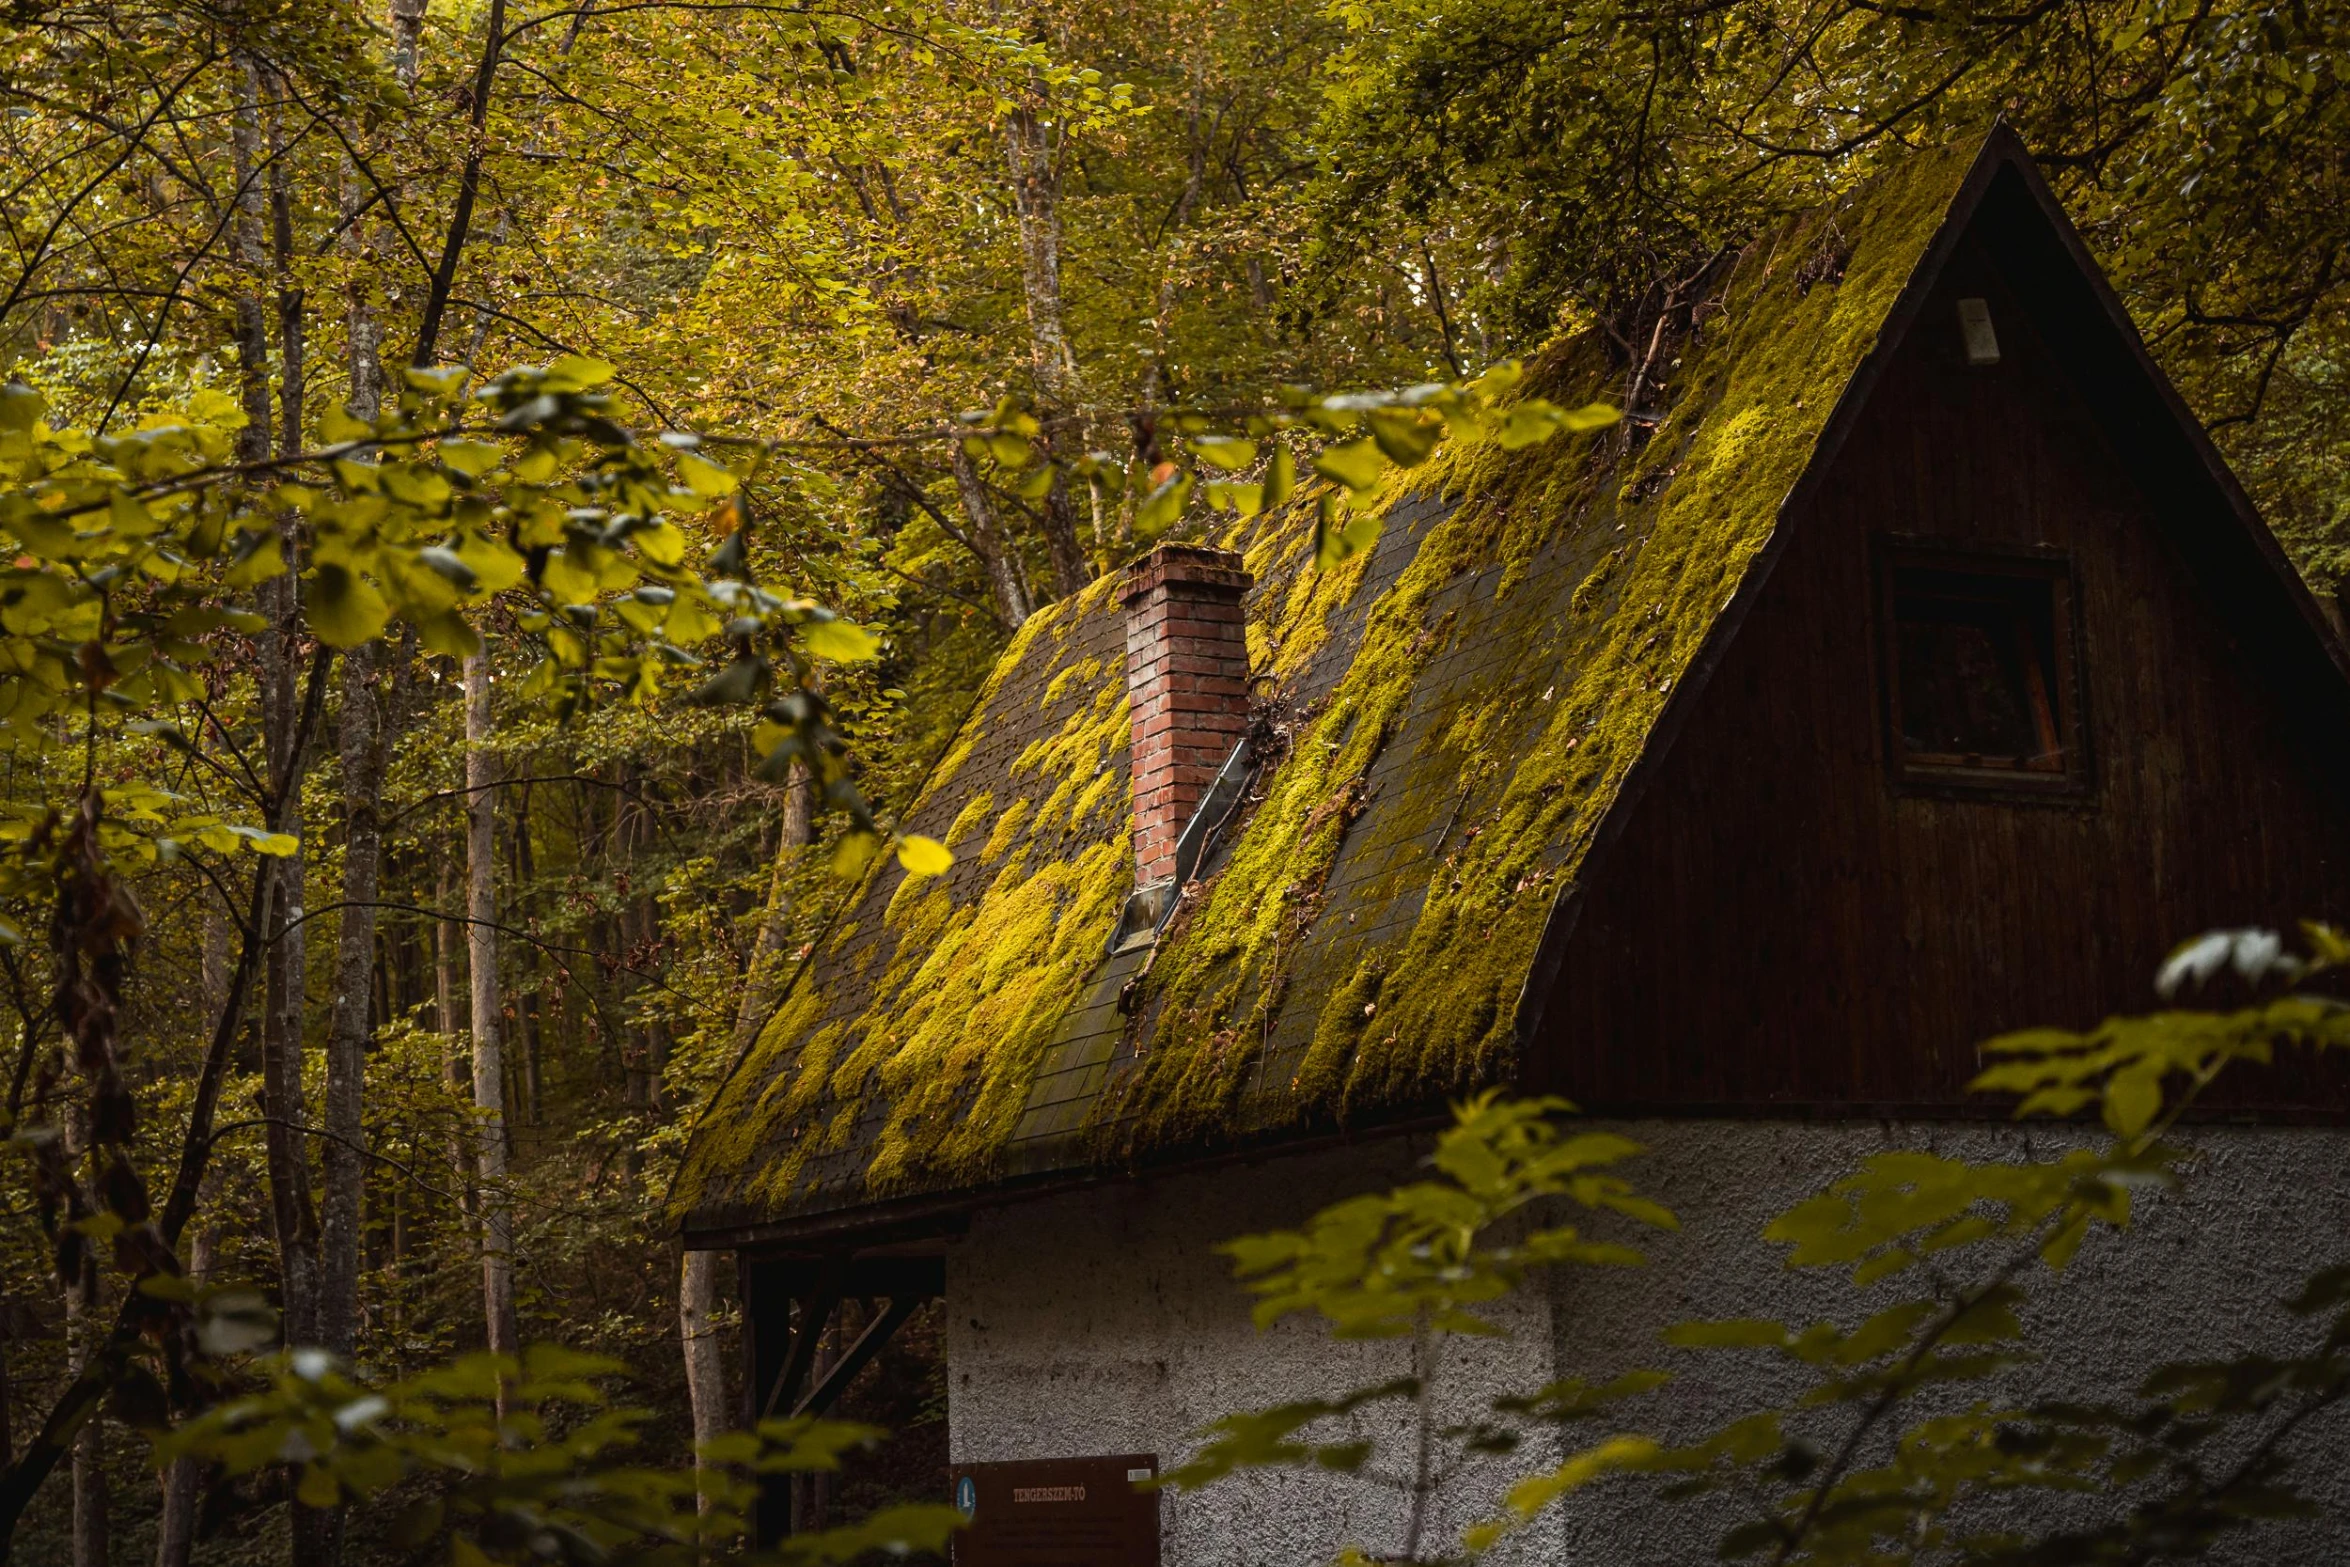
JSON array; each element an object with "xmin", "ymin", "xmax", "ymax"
[
  {"xmin": 1207, "ymin": 480, "xmax": 1263, "ymax": 516},
  {"xmin": 417, "ymin": 612, "xmax": 482, "ymax": 659},
  {"xmin": 1312, "ymin": 438, "xmax": 1387, "ymax": 491},
  {"xmin": 454, "ymin": 532, "xmax": 526, "ymax": 594},
  {"xmin": 1263, "ymin": 446, "xmax": 1297, "ymax": 509},
  {"xmin": 541, "ymin": 549, "xmax": 599, "ymax": 606},
  {"xmin": 0, "ymin": 383, "xmax": 47, "ymax": 433},
  {"xmin": 1135, "ymin": 471, "xmax": 1193, "ymax": 538},
  {"xmin": 676, "ymin": 453, "xmax": 736, "ymax": 498},
  {"xmin": 306, "ymin": 564, "xmax": 391, "ymax": 647},
  {"xmin": 319, "ymin": 403, "xmax": 371, "ymax": 444},
  {"xmin": 1663, "ymin": 1319, "xmax": 1790, "ymax": 1350},
  {"xmin": 1366, "ymin": 408, "xmax": 1441, "ymax": 467},
  {"xmin": 1192, "ymin": 436, "xmax": 1258, "ymax": 471},
  {"xmin": 830, "ymin": 830, "xmax": 881, "ymax": 877},
  {"xmin": 691, "ymin": 658, "xmax": 764, "ymax": 706},
  {"xmin": 2103, "ymin": 1066, "xmax": 2163, "ymax": 1138},
  {"xmin": 801, "ymin": 617, "xmax": 880, "ymax": 663},
  {"xmin": 295, "ymin": 1465, "xmax": 340, "ymax": 1509},
  {"xmin": 544, "ymin": 354, "xmax": 616, "ymax": 390},
  {"xmin": 439, "ymin": 439, "xmax": 504, "ymax": 477},
  {"xmin": 229, "ymin": 826, "xmax": 301, "ymax": 857}
]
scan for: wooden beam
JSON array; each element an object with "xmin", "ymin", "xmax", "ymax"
[
  {"xmin": 761, "ymin": 1253, "xmax": 847, "ymax": 1422},
  {"xmin": 792, "ymin": 1295, "xmax": 921, "ymax": 1420}
]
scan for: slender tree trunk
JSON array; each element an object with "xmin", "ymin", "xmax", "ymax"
[
  {"xmin": 463, "ymin": 653, "xmax": 519, "ymax": 1390},
  {"xmin": 260, "ymin": 839, "xmax": 318, "ymax": 1349},
  {"xmin": 155, "ymin": 911, "xmax": 233, "ymax": 1567},
  {"xmin": 506, "ymin": 792, "xmax": 542, "ymax": 1125},
  {"xmin": 950, "ymin": 444, "xmax": 1032, "ymax": 628},
  {"xmin": 729, "ymin": 764, "xmax": 814, "ymax": 1054},
  {"xmin": 680, "ymin": 1249, "xmax": 727, "ymax": 1517},
  {"xmin": 228, "ymin": 63, "xmax": 274, "ymax": 466},
  {"xmin": 390, "ymin": 0, "xmax": 428, "ymax": 86},
  {"xmin": 1125, "ymin": 78, "xmax": 1207, "ymax": 550},
  {"xmin": 435, "ymin": 854, "xmax": 461, "ymax": 1041},
  {"xmin": 60, "ymin": 1094, "xmax": 106, "ymax": 1567},
  {"xmin": 268, "ymin": 102, "xmax": 305, "ymax": 458},
  {"xmin": 320, "ymin": 638, "xmax": 385, "ymax": 1357},
  {"xmin": 67, "ymin": 1249, "xmax": 104, "ymax": 1567},
  {"xmin": 688, "ymin": 768, "xmax": 817, "ymax": 1503},
  {"xmin": 1002, "ymin": 103, "xmax": 1088, "ymax": 596},
  {"xmin": 151, "ymin": 1176, "xmax": 217, "ymax": 1567},
  {"xmin": 1005, "ymin": 105, "xmax": 1079, "ymax": 409}
]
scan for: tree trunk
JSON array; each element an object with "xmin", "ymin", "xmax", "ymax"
[
  {"xmin": 67, "ymin": 1251, "xmax": 104, "ymax": 1567},
  {"xmin": 228, "ymin": 63, "xmax": 274, "ymax": 465},
  {"xmin": 680, "ymin": 1249, "xmax": 727, "ymax": 1517},
  {"xmin": 1002, "ymin": 103, "xmax": 1089, "ymax": 596},
  {"xmin": 390, "ymin": 0, "xmax": 428, "ymax": 87},
  {"xmin": 730, "ymin": 764, "xmax": 814, "ymax": 1055},
  {"xmin": 950, "ymin": 444, "xmax": 1032, "ymax": 629},
  {"xmin": 267, "ymin": 99, "xmax": 305, "ymax": 459},
  {"xmin": 435, "ymin": 852, "xmax": 462, "ymax": 1040},
  {"xmin": 1005, "ymin": 105, "xmax": 1079, "ymax": 410},
  {"xmin": 155, "ymin": 912, "xmax": 234, "ymax": 1567},
  {"xmin": 259, "ymin": 826, "xmax": 318, "ymax": 1352},
  {"xmin": 506, "ymin": 791, "xmax": 542, "ymax": 1126},
  {"xmin": 464, "ymin": 653, "xmax": 519, "ymax": 1389},
  {"xmin": 320, "ymin": 638, "xmax": 386, "ymax": 1359}
]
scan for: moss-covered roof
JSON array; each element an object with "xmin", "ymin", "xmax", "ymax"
[{"xmin": 674, "ymin": 133, "xmax": 1984, "ymax": 1240}]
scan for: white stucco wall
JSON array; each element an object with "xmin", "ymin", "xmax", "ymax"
[{"xmin": 945, "ymin": 1122, "xmax": 2350, "ymax": 1566}]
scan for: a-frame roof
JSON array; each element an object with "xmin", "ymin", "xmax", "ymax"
[{"xmin": 675, "ymin": 128, "xmax": 2350, "ymax": 1247}]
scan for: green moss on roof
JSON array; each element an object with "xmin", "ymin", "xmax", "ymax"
[
  {"xmin": 1100, "ymin": 137, "xmax": 1973, "ymax": 1148},
  {"xmin": 675, "ymin": 136, "xmax": 1978, "ymax": 1233},
  {"xmin": 672, "ymin": 573, "xmax": 1137, "ymax": 1218}
]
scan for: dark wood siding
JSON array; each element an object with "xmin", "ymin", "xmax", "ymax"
[{"xmin": 1529, "ymin": 224, "xmax": 2350, "ymax": 1115}]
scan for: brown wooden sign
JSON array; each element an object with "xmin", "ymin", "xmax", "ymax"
[{"xmin": 949, "ymin": 1454, "xmax": 1160, "ymax": 1567}]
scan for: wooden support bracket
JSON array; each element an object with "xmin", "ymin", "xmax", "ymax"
[{"xmin": 792, "ymin": 1294, "xmax": 921, "ymax": 1419}]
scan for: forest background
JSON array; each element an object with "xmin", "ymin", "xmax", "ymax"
[{"xmin": 0, "ymin": 0, "xmax": 2343, "ymax": 1559}]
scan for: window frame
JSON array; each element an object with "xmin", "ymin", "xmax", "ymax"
[{"xmin": 1873, "ymin": 536, "xmax": 2093, "ymax": 804}]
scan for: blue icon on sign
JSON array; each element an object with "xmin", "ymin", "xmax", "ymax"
[{"xmin": 955, "ymin": 1476, "xmax": 976, "ymax": 1519}]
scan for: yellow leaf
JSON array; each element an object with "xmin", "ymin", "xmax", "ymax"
[
  {"xmin": 1312, "ymin": 437, "xmax": 1386, "ymax": 491},
  {"xmin": 306, "ymin": 563, "xmax": 391, "ymax": 647},
  {"xmin": 664, "ymin": 596, "xmax": 722, "ymax": 645},
  {"xmin": 108, "ymin": 491, "xmax": 158, "ymax": 537},
  {"xmin": 1191, "ymin": 436, "xmax": 1257, "ymax": 470},
  {"xmin": 636, "ymin": 520, "xmax": 686, "ymax": 568},
  {"xmin": 541, "ymin": 549, "xmax": 598, "ymax": 606},
  {"xmin": 801, "ymin": 617, "xmax": 879, "ymax": 663},
  {"xmin": 295, "ymin": 1466, "xmax": 340, "ymax": 1510},
  {"xmin": 830, "ymin": 831, "xmax": 881, "ymax": 877},
  {"xmin": 676, "ymin": 453, "xmax": 735, "ymax": 499},
  {"xmin": 417, "ymin": 612, "xmax": 482, "ymax": 658},
  {"xmin": 440, "ymin": 440, "xmax": 504, "ymax": 477},
  {"xmin": 319, "ymin": 403, "xmax": 370, "ymax": 444},
  {"xmin": 895, "ymin": 835, "xmax": 952, "ymax": 877},
  {"xmin": 454, "ymin": 532, "xmax": 526, "ymax": 593}
]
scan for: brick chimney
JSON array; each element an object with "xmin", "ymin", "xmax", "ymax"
[{"xmin": 1121, "ymin": 544, "xmax": 1253, "ymax": 887}]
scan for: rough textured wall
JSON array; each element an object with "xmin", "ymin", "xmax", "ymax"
[
  {"xmin": 947, "ymin": 1123, "xmax": 2350, "ymax": 1566},
  {"xmin": 946, "ymin": 1139, "xmax": 1568, "ymax": 1567}
]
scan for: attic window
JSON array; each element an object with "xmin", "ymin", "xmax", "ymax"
[{"xmin": 1878, "ymin": 546, "xmax": 2085, "ymax": 795}]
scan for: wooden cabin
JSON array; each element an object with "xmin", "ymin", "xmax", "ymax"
[{"xmin": 674, "ymin": 128, "xmax": 2350, "ymax": 1564}]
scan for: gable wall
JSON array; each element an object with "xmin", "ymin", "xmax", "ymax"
[{"xmin": 1530, "ymin": 223, "xmax": 2350, "ymax": 1113}]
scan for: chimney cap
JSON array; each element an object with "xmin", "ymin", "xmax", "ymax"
[{"xmin": 1120, "ymin": 543, "xmax": 1250, "ymax": 605}]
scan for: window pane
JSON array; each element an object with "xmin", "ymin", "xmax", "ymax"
[{"xmin": 1887, "ymin": 565, "xmax": 2066, "ymax": 777}]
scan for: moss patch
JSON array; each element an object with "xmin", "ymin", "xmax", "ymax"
[
  {"xmin": 672, "ymin": 573, "xmax": 1138, "ymax": 1217},
  {"xmin": 677, "ymin": 138, "xmax": 1981, "ymax": 1228},
  {"xmin": 1099, "ymin": 138, "xmax": 1975, "ymax": 1148}
]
